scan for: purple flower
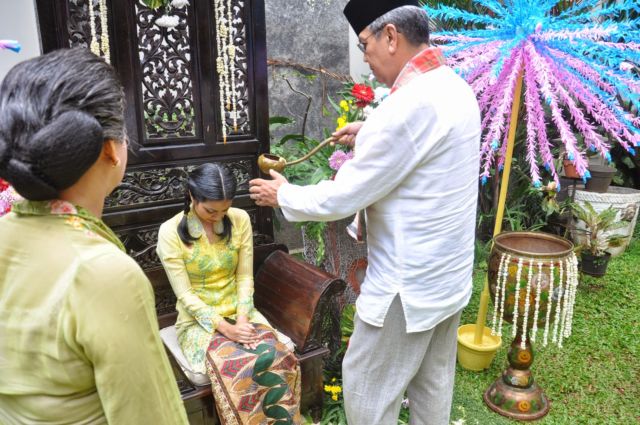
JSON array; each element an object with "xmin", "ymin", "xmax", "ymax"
[{"xmin": 329, "ymin": 150, "xmax": 354, "ymax": 171}]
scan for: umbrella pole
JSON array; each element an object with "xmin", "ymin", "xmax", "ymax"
[{"xmin": 473, "ymin": 69, "xmax": 524, "ymax": 344}]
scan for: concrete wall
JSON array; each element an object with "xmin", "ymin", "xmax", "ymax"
[
  {"xmin": 0, "ymin": 0, "xmax": 41, "ymax": 80},
  {"xmin": 265, "ymin": 0, "xmax": 355, "ymax": 250},
  {"xmin": 348, "ymin": 29, "xmax": 370, "ymax": 81}
]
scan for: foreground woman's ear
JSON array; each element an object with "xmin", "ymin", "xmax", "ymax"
[{"xmin": 102, "ymin": 139, "xmax": 121, "ymax": 167}]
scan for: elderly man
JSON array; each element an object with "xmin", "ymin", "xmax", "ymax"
[{"xmin": 250, "ymin": 0, "xmax": 481, "ymax": 423}]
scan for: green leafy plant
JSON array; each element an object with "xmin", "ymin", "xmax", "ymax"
[
  {"xmin": 320, "ymin": 304, "xmax": 353, "ymax": 424},
  {"xmin": 267, "ymin": 75, "xmax": 384, "ymax": 265},
  {"xmin": 571, "ymin": 201, "xmax": 627, "ymax": 256},
  {"xmin": 268, "ymin": 114, "xmax": 334, "ymax": 265}
]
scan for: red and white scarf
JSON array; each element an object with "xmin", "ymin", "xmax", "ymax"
[{"xmin": 391, "ymin": 46, "xmax": 446, "ymax": 94}]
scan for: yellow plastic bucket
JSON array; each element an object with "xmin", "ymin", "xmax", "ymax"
[{"xmin": 457, "ymin": 324, "xmax": 502, "ymax": 371}]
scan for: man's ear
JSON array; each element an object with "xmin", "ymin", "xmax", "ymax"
[{"xmin": 384, "ymin": 23, "xmax": 399, "ymax": 54}]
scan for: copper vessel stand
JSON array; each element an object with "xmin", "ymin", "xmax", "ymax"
[{"xmin": 484, "ymin": 330, "xmax": 550, "ymax": 421}]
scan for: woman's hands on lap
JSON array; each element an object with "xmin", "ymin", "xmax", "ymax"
[{"xmin": 217, "ymin": 317, "xmax": 260, "ymax": 350}]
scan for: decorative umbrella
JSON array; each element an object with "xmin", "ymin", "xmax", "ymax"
[{"xmin": 425, "ymin": 0, "xmax": 639, "ymax": 186}]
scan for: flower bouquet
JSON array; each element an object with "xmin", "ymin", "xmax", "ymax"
[{"xmin": 327, "ymin": 78, "xmax": 389, "ymax": 242}]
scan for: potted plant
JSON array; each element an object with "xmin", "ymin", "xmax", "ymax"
[
  {"xmin": 571, "ymin": 201, "xmax": 627, "ymax": 277},
  {"xmin": 585, "ymin": 163, "xmax": 617, "ymax": 193},
  {"xmin": 562, "ymin": 156, "xmax": 581, "ymax": 179}
]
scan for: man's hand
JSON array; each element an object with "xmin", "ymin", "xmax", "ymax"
[
  {"xmin": 331, "ymin": 121, "xmax": 364, "ymax": 148},
  {"xmin": 249, "ymin": 169, "xmax": 288, "ymax": 207}
]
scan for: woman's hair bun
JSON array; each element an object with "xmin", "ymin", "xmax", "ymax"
[
  {"xmin": 4, "ymin": 157, "xmax": 58, "ymax": 200},
  {"xmin": 2, "ymin": 110, "xmax": 104, "ymax": 200}
]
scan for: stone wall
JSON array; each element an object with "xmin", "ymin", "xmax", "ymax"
[{"xmin": 265, "ymin": 0, "xmax": 350, "ymax": 250}]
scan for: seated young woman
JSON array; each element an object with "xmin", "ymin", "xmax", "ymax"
[
  {"xmin": 156, "ymin": 163, "xmax": 302, "ymax": 424},
  {"xmin": 0, "ymin": 48, "xmax": 188, "ymax": 424}
]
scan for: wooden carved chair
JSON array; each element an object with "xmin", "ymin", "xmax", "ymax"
[{"xmin": 158, "ymin": 243, "xmax": 346, "ymax": 424}]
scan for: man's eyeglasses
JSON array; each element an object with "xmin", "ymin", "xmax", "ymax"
[{"xmin": 357, "ymin": 32, "xmax": 377, "ymax": 53}]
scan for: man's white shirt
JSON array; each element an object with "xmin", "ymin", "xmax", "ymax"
[{"xmin": 278, "ymin": 66, "xmax": 481, "ymax": 333}]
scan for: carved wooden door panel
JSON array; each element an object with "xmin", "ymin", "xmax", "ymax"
[{"xmin": 35, "ymin": 0, "xmax": 272, "ymax": 315}]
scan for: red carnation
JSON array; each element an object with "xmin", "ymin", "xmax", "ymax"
[
  {"xmin": 0, "ymin": 179, "xmax": 8, "ymax": 192},
  {"xmin": 351, "ymin": 83, "xmax": 375, "ymax": 108}
]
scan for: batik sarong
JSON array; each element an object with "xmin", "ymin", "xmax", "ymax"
[{"xmin": 205, "ymin": 324, "xmax": 302, "ymax": 425}]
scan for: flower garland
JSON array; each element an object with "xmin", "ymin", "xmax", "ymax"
[
  {"xmin": 496, "ymin": 254, "xmax": 510, "ymax": 337},
  {"xmin": 511, "ymin": 257, "xmax": 524, "ymax": 338},
  {"xmin": 520, "ymin": 258, "xmax": 534, "ymax": 349},
  {"xmin": 530, "ymin": 261, "xmax": 543, "ymax": 343},
  {"xmin": 142, "ymin": 0, "xmax": 238, "ymax": 144},
  {"xmin": 542, "ymin": 260, "xmax": 554, "ymax": 347},
  {"xmin": 564, "ymin": 255, "xmax": 579, "ymax": 339},
  {"xmin": 552, "ymin": 259, "xmax": 564, "ymax": 345},
  {"xmin": 226, "ymin": 0, "xmax": 238, "ymax": 133},
  {"xmin": 490, "ymin": 251, "xmax": 580, "ymax": 349},
  {"xmin": 213, "ymin": 0, "xmax": 238, "ymax": 143},
  {"xmin": 491, "ymin": 253, "xmax": 510, "ymax": 336},
  {"xmin": 99, "ymin": 0, "xmax": 110, "ymax": 63},
  {"xmin": 87, "ymin": 0, "xmax": 110, "ymax": 63}
]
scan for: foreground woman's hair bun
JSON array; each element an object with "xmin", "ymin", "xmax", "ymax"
[
  {"xmin": 0, "ymin": 47, "xmax": 125, "ymax": 201},
  {"xmin": 0, "ymin": 110, "xmax": 104, "ymax": 200}
]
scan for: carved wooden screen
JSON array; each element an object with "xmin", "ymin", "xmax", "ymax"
[{"xmin": 35, "ymin": 0, "xmax": 272, "ymax": 315}]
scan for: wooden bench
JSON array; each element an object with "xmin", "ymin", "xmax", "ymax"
[{"xmin": 158, "ymin": 243, "xmax": 346, "ymax": 424}]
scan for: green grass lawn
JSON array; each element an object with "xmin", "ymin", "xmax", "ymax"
[
  {"xmin": 452, "ymin": 235, "xmax": 640, "ymax": 425},
  {"xmin": 315, "ymin": 233, "xmax": 639, "ymax": 425}
]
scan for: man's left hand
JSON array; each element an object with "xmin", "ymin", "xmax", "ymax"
[{"xmin": 249, "ymin": 170, "xmax": 288, "ymax": 207}]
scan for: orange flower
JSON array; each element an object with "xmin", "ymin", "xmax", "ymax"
[
  {"xmin": 517, "ymin": 400, "xmax": 531, "ymax": 412},
  {"xmin": 518, "ymin": 351, "xmax": 532, "ymax": 363}
]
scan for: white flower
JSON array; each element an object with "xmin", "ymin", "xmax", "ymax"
[
  {"xmin": 171, "ymin": 0, "xmax": 189, "ymax": 8},
  {"xmin": 374, "ymin": 87, "xmax": 390, "ymax": 103},
  {"xmin": 155, "ymin": 15, "xmax": 180, "ymax": 28}
]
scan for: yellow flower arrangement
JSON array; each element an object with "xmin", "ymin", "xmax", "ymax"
[{"xmin": 324, "ymin": 382, "xmax": 343, "ymax": 401}]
